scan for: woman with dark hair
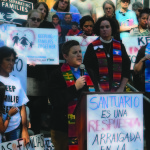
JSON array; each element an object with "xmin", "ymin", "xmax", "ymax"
[
  {"xmin": 0, "ymin": 46, "xmax": 29, "ymax": 145},
  {"xmin": 49, "ymin": 40, "xmax": 99, "ymax": 150},
  {"xmin": 77, "ymin": 15, "xmax": 95, "ymax": 36},
  {"xmin": 103, "ymin": 0, "xmax": 120, "ymax": 40},
  {"xmin": 83, "ymin": 17, "xmax": 131, "ymax": 92},
  {"xmin": 34, "ymin": 2, "xmax": 54, "ymax": 28}
]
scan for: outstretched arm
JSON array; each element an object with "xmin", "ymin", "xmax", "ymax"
[{"xmin": 21, "ymin": 105, "xmax": 29, "ymax": 146}]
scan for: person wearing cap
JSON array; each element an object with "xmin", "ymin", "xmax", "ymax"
[{"xmin": 115, "ymin": 0, "xmax": 138, "ymax": 40}]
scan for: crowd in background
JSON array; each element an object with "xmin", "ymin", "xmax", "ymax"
[{"xmin": 0, "ymin": 0, "xmax": 150, "ymax": 150}]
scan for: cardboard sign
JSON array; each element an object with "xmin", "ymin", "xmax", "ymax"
[
  {"xmin": 87, "ymin": 93, "xmax": 143, "ymax": 150},
  {"xmin": 44, "ymin": 138, "xmax": 54, "ymax": 150},
  {"xmin": 0, "ymin": 138, "xmax": 24, "ymax": 150},
  {"xmin": 25, "ymin": 134, "xmax": 44, "ymax": 150},
  {"xmin": 0, "ymin": 0, "xmax": 33, "ymax": 25},
  {"xmin": 66, "ymin": 36, "xmax": 98, "ymax": 60},
  {"xmin": 122, "ymin": 36, "xmax": 150, "ymax": 69},
  {"xmin": 6, "ymin": 27, "xmax": 59, "ymax": 64}
]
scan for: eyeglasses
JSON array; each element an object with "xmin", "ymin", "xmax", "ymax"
[
  {"xmin": 59, "ymin": 0, "xmax": 69, "ymax": 5},
  {"xmin": 30, "ymin": 17, "xmax": 41, "ymax": 22}
]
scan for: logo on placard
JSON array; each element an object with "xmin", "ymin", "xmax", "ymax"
[{"xmin": 10, "ymin": 29, "xmax": 36, "ymax": 50}]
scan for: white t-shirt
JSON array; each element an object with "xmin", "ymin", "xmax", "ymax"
[{"xmin": 0, "ymin": 75, "xmax": 29, "ymax": 133}]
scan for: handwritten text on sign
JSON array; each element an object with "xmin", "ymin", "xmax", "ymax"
[
  {"xmin": 87, "ymin": 93, "xmax": 143, "ymax": 150},
  {"xmin": 122, "ymin": 36, "xmax": 150, "ymax": 69}
]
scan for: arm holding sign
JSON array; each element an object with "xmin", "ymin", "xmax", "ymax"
[
  {"xmin": 0, "ymin": 107, "xmax": 18, "ymax": 133},
  {"xmin": 20, "ymin": 105, "xmax": 30, "ymax": 146},
  {"xmin": 134, "ymin": 46, "xmax": 147, "ymax": 74}
]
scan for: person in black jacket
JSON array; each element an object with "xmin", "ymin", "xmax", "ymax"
[{"xmin": 49, "ymin": 40, "xmax": 99, "ymax": 150}]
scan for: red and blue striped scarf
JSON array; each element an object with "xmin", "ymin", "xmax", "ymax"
[
  {"xmin": 92, "ymin": 37, "xmax": 122, "ymax": 92},
  {"xmin": 61, "ymin": 63, "xmax": 94, "ymax": 150}
]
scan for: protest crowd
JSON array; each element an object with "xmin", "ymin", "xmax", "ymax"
[{"xmin": 0, "ymin": 0, "xmax": 150, "ymax": 149}]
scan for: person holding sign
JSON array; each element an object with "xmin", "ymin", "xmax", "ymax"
[
  {"xmin": 0, "ymin": 82, "xmax": 18, "ymax": 143},
  {"xmin": 49, "ymin": 40, "xmax": 99, "ymax": 150},
  {"xmin": 134, "ymin": 43, "xmax": 150, "ymax": 150},
  {"xmin": 0, "ymin": 46, "xmax": 29, "ymax": 145},
  {"xmin": 83, "ymin": 17, "xmax": 131, "ymax": 92}
]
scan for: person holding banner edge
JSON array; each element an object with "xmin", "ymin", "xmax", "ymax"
[
  {"xmin": 0, "ymin": 46, "xmax": 29, "ymax": 145},
  {"xmin": 83, "ymin": 17, "xmax": 131, "ymax": 92},
  {"xmin": 49, "ymin": 40, "xmax": 99, "ymax": 150}
]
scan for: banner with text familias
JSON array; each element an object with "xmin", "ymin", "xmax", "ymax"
[
  {"xmin": 44, "ymin": 138, "xmax": 54, "ymax": 150},
  {"xmin": 6, "ymin": 27, "xmax": 59, "ymax": 64},
  {"xmin": 66, "ymin": 36, "xmax": 98, "ymax": 60},
  {"xmin": 0, "ymin": 134, "xmax": 48, "ymax": 150},
  {"xmin": 0, "ymin": 0, "xmax": 33, "ymax": 25},
  {"xmin": 122, "ymin": 36, "xmax": 150, "ymax": 69},
  {"xmin": 87, "ymin": 93, "xmax": 143, "ymax": 150}
]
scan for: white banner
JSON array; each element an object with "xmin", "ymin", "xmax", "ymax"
[
  {"xmin": 0, "ymin": 138, "xmax": 24, "ymax": 150},
  {"xmin": 25, "ymin": 134, "xmax": 44, "ymax": 150},
  {"xmin": 6, "ymin": 27, "xmax": 59, "ymax": 65},
  {"xmin": 11, "ymin": 56, "xmax": 27, "ymax": 93},
  {"xmin": 66, "ymin": 36, "xmax": 98, "ymax": 60},
  {"xmin": 122, "ymin": 36, "xmax": 150, "ymax": 69},
  {"xmin": 44, "ymin": 138, "xmax": 54, "ymax": 150},
  {"xmin": 87, "ymin": 93, "xmax": 143, "ymax": 150}
]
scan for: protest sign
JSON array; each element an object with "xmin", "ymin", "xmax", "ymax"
[
  {"xmin": 122, "ymin": 36, "xmax": 150, "ymax": 69},
  {"xmin": 44, "ymin": 138, "xmax": 54, "ymax": 150},
  {"xmin": 66, "ymin": 36, "xmax": 98, "ymax": 60},
  {"xmin": 11, "ymin": 56, "xmax": 27, "ymax": 93},
  {"xmin": 0, "ymin": 23, "xmax": 16, "ymax": 47},
  {"xmin": 0, "ymin": 138, "xmax": 24, "ymax": 150},
  {"xmin": 0, "ymin": 0, "xmax": 33, "ymax": 25},
  {"xmin": 25, "ymin": 134, "xmax": 44, "ymax": 150},
  {"xmin": 6, "ymin": 27, "xmax": 59, "ymax": 64},
  {"xmin": 87, "ymin": 93, "xmax": 143, "ymax": 150}
]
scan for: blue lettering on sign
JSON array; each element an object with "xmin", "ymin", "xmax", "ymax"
[{"xmin": 89, "ymin": 96, "xmax": 140, "ymax": 110}]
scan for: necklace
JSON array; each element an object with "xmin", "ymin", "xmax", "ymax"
[{"xmin": 103, "ymin": 43, "xmax": 111, "ymax": 58}]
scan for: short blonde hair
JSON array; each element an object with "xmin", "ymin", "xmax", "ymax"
[{"xmin": 26, "ymin": 9, "xmax": 43, "ymax": 27}]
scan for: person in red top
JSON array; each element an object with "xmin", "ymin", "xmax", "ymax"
[{"xmin": 67, "ymin": 22, "xmax": 80, "ymax": 36}]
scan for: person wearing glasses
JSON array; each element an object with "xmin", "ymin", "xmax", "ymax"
[
  {"xmin": 50, "ymin": 0, "xmax": 80, "ymax": 14},
  {"xmin": 26, "ymin": 9, "xmax": 49, "ymax": 134},
  {"xmin": 26, "ymin": 9, "xmax": 43, "ymax": 28},
  {"xmin": 115, "ymin": 0, "xmax": 138, "ymax": 40}
]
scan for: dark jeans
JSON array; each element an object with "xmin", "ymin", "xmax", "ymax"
[{"xmin": 4, "ymin": 124, "xmax": 21, "ymax": 142}]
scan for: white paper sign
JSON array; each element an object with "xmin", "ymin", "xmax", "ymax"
[
  {"xmin": 0, "ymin": 138, "xmax": 24, "ymax": 150},
  {"xmin": 44, "ymin": 138, "xmax": 54, "ymax": 150},
  {"xmin": 6, "ymin": 27, "xmax": 59, "ymax": 64},
  {"xmin": 11, "ymin": 56, "xmax": 27, "ymax": 93},
  {"xmin": 66, "ymin": 36, "xmax": 98, "ymax": 60},
  {"xmin": 122, "ymin": 36, "xmax": 150, "ymax": 69},
  {"xmin": 87, "ymin": 93, "xmax": 143, "ymax": 150},
  {"xmin": 25, "ymin": 134, "xmax": 44, "ymax": 150}
]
